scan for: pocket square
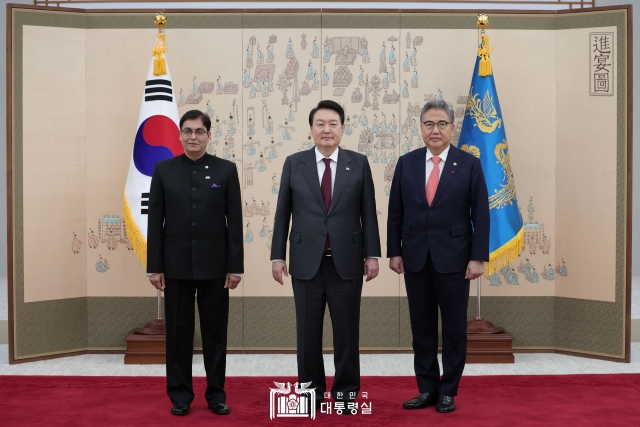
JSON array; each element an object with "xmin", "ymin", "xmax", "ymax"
[{"xmin": 211, "ymin": 183, "xmax": 221, "ymax": 188}]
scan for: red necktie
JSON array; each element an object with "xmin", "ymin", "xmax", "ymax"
[
  {"xmin": 321, "ymin": 158, "xmax": 332, "ymax": 251},
  {"xmin": 426, "ymin": 156, "xmax": 441, "ymax": 206}
]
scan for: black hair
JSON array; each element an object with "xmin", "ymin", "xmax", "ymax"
[
  {"xmin": 179, "ymin": 110, "xmax": 211, "ymax": 131},
  {"xmin": 308, "ymin": 100, "xmax": 345, "ymax": 126}
]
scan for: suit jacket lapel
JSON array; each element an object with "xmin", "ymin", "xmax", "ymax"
[
  {"xmin": 411, "ymin": 147, "xmax": 429, "ymax": 209},
  {"xmin": 431, "ymin": 145, "xmax": 461, "ymax": 207},
  {"xmin": 300, "ymin": 148, "xmax": 326, "ymax": 212},
  {"xmin": 328, "ymin": 148, "xmax": 352, "ymax": 215}
]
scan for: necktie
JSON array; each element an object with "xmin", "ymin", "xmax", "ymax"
[
  {"xmin": 321, "ymin": 158, "xmax": 332, "ymax": 251},
  {"xmin": 426, "ymin": 156, "xmax": 441, "ymax": 206}
]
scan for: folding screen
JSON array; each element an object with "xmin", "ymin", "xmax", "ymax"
[{"xmin": 7, "ymin": 5, "xmax": 631, "ymax": 362}]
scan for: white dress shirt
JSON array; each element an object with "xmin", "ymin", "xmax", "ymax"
[{"xmin": 425, "ymin": 145, "xmax": 450, "ymax": 185}]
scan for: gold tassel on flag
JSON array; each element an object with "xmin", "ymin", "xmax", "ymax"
[
  {"xmin": 152, "ymin": 13, "xmax": 168, "ymax": 76},
  {"xmin": 477, "ymin": 13, "xmax": 493, "ymax": 77}
]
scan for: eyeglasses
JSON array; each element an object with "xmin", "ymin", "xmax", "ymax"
[
  {"xmin": 421, "ymin": 121, "xmax": 452, "ymax": 130},
  {"xmin": 180, "ymin": 128, "xmax": 208, "ymax": 138}
]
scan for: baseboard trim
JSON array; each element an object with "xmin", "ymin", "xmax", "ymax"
[
  {"xmin": 0, "ymin": 320, "xmax": 7, "ymax": 345},
  {"xmin": 632, "ymin": 319, "xmax": 640, "ymax": 342}
]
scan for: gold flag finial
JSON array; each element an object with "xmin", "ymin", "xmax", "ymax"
[
  {"xmin": 154, "ymin": 13, "xmax": 167, "ymax": 29},
  {"xmin": 476, "ymin": 14, "xmax": 492, "ymax": 76},
  {"xmin": 152, "ymin": 13, "xmax": 168, "ymax": 76},
  {"xmin": 477, "ymin": 13, "xmax": 489, "ymax": 30}
]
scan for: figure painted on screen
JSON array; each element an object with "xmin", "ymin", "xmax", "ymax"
[
  {"xmin": 267, "ymin": 44, "xmax": 274, "ymax": 63},
  {"xmin": 257, "ymin": 43, "xmax": 264, "ymax": 65},
  {"xmin": 411, "ymin": 69, "xmax": 419, "ymax": 88},
  {"xmin": 323, "ymin": 66, "xmax": 330, "ymax": 86},
  {"xmin": 255, "ymin": 153, "xmax": 267, "ymax": 172},
  {"xmin": 362, "ymin": 44, "xmax": 370, "ymax": 64},
  {"xmin": 243, "ymin": 69, "xmax": 251, "ymax": 88},
  {"xmin": 380, "ymin": 112, "xmax": 388, "ymax": 132},
  {"xmin": 247, "ymin": 117, "xmax": 256, "ymax": 136},
  {"xmin": 409, "ymin": 47, "xmax": 417, "ymax": 66},
  {"xmin": 372, "ymin": 113, "xmax": 379, "ymax": 134},
  {"xmin": 243, "ymin": 136, "xmax": 260, "ymax": 156},
  {"xmin": 286, "ymin": 37, "xmax": 295, "ymax": 58},
  {"xmin": 244, "ymin": 222, "xmax": 254, "ymax": 243},
  {"xmin": 345, "ymin": 116, "xmax": 353, "ymax": 136},
  {"xmin": 543, "ymin": 264, "xmax": 555, "ymax": 281},
  {"xmin": 259, "ymin": 217, "xmax": 269, "ymax": 237},
  {"xmin": 271, "ymin": 173, "xmax": 280, "ymax": 194},
  {"xmin": 266, "ymin": 138, "xmax": 282, "ymax": 160},
  {"xmin": 311, "ymin": 37, "xmax": 319, "ymax": 58},
  {"xmin": 87, "ymin": 229, "xmax": 99, "ymax": 249},
  {"xmin": 223, "ymin": 140, "xmax": 232, "ymax": 160},
  {"xmin": 206, "ymin": 100, "xmax": 215, "ymax": 119},
  {"xmin": 323, "ymin": 43, "xmax": 331, "ymax": 63},
  {"xmin": 390, "ymin": 114, "xmax": 397, "ymax": 132},
  {"xmin": 212, "ymin": 117, "xmax": 223, "ymax": 138},
  {"xmin": 264, "ymin": 115, "xmax": 273, "ymax": 135},
  {"xmin": 360, "ymin": 109, "xmax": 368, "ymax": 126},
  {"xmin": 216, "ymin": 76, "xmax": 224, "ymax": 95},
  {"xmin": 389, "ymin": 66, "xmax": 396, "ymax": 83},
  {"xmin": 280, "ymin": 121, "xmax": 295, "ymax": 140},
  {"xmin": 389, "ymin": 45, "xmax": 396, "ymax": 65},
  {"xmin": 507, "ymin": 269, "xmax": 519, "ymax": 285},
  {"xmin": 192, "ymin": 76, "xmax": 199, "ymax": 93},
  {"xmin": 288, "ymin": 104, "xmax": 295, "ymax": 122},
  {"xmin": 72, "ymin": 233, "xmax": 82, "ymax": 254},
  {"xmin": 95, "ymin": 255, "xmax": 110, "ymax": 273},
  {"xmin": 379, "ymin": 42, "xmax": 386, "ymax": 64},
  {"xmin": 402, "ymin": 80, "xmax": 409, "ymax": 98},
  {"xmin": 489, "ymin": 272, "xmax": 502, "ymax": 286}
]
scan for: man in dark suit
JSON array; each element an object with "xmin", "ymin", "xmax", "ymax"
[
  {"xmin": 387, "ymin": 100, "xmax": 490, "ymax": 413},
  {"xmin": 271, "ymin": 100, "xmax": 381, "ymax": 409},
  {"xmin": 147, "ymin": 110, "xmax": 243, "ymax": 416}
]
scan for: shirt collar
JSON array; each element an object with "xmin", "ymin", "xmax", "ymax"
[
  {"xmin": 315, "ymin": 146, "xmax": 340, "ymax": 163},
  {"xmin": 426, "ymin": 145, "xmax": 450, "ymax": 163}
]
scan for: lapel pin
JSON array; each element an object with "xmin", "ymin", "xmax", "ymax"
[
  {"xmin": 206, "ymin": 176, "xmax": 210, "ymax": 179},
  {"xmin": 451, "ymin": 171, "xmax": 455, "ymax": 174},
  {"xmin": 205, "ymin": 166, "xmax": 209, "ymax": 169},
  {"xmin": 346, "ymin": 167, "xmax": 350, "ymax": 170},
  {"xmin": 453, "ymin": 162, "xmax": 457, "ymax": 166}
]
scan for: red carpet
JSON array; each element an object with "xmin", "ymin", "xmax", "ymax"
[{"xmin": 1, "ymin": 374, "xmax": 640, "ymax": 426}]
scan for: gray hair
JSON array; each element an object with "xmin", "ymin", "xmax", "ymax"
[{"xmin": 419, "ymin": 99, "xmax": 455, "ymax": 123}]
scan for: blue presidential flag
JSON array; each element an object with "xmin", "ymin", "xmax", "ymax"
[{"xmin": 458, "ymin": 51, "xmax": 524, "ymax": 276}]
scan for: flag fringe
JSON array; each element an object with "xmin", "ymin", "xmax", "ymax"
[
  {"xmin": 123, "ymin": 188, "xmax": 147, "ymax": 269},
  {"xmin": 484, "ymin": 226, "xmax": 524, "ymax": 276},
  {"xmin": 477, "ymin": 33, "xmax": 493, "ymax": 77},
  {"xmin": 152, "ymin": 33, "xmax": 167, "ymax": 76}
]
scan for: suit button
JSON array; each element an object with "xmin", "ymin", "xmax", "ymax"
[
  {"xmin": 193, "ymin": 171, "xmax": 197, "ymax": 174},
  {"xmin": 192, "ymin": 222, "xmax": 196, "ymax": 226},
  {"xmin": 192, "ymin": 187, "xmax": 196, "ymax": 191},
  {"xmin": 192, "ymin": 204, "xmax": 196, "ymax": 208},
  {"xmin": 192, "ymin": 239, "xmax": 196, "ymax": 243}
]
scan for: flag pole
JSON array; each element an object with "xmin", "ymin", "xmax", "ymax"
[
  {"xmin": 157, "ymin": 289, "xmax": 162, "ymax": 320},
  {"xmin": 476, "ymin": 277, "xmax": 481, "ymax": 319}
]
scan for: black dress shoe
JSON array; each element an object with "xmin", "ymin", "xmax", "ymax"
[
  {"xmin": 403, "ymin": 392, "xmax": 438, "ymax": 409},
  {"xmin": 436, "ymin": 396, "xmax": 455, "ymax": 413},
  {"xmin": 171, "ymin": 402, "xmax": 190, "ymax": 416},
  {"xmin": 209, "ymin": 402, "xmax": 230, "ymax": 415}
]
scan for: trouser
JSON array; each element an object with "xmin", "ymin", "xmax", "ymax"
[
  {"xmin": 164, "ymin": 277, "xmax": 229, "ymax": 405},
  {"xmin": 404, "ymin": 253, "xmax": 470, "ymax": 396},
  {"xmin": 292, "ymin": 258, "xmax": 363, "ymax": 403}
]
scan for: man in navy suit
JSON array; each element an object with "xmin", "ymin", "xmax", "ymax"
[{"xmin": 387, "ymin": 100, "xmax": 490, "ymax": 413}]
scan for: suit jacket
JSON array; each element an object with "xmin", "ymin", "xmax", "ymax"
[
  {"xmin": 271, "ymin": 147, "xmax": 381, "ymax": 280},
  {"xmin": 147, "ymin": 153, "xmax": 243, "ymax": 280},
  {"xmin": 387, "ymin": 145, "xmax": 490, "ymax": 273}
]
